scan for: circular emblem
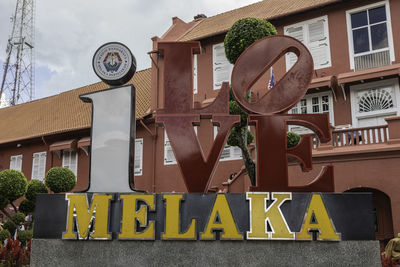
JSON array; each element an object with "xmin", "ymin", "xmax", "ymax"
[{"xmin": 92, "ymin": 42, "xmax": 136, "ymax": 86}]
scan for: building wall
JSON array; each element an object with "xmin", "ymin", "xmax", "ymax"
[{"xmin": 0, "ymin": 130, "xmax": 91, "ymax": 191}]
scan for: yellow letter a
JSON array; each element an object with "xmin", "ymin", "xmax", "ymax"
[
  {"xmin": 200, "ymin": 194, "xmax": 242, "ymax": 240},
  {"xmin": 296, "ymin": 194, "xmax": 340, "ymax": 241}
]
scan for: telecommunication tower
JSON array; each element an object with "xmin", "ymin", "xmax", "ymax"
[{"xmin": 0, "ymin": 0, "xmax": 35, "ymax": 106}]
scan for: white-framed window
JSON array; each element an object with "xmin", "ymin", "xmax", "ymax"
[
  {"xmin": 32, "ymin": 152, "xmax": 46, "ymax": 181},
  {"xmin": 164, "ymin": 127, "xmax": 197, "ymax": 165},
  {"xmin": 346, "ymin": 1, "xmax": 394, "ymax": 71},
  {"xmin": 284, "ymin": 15, "xmax": 331, "ymax": 70},
  {"xmin": 289, "ymin": 92, "xmax": 334, "ymax": 134},
  {"xmin": 62, "ymin": 149, "xmax": 78, "ymax": 176},
  {"xmin": 135, "ymin": 138, "xmax": 143, "ymax": 176},
  {"xmin": 193, "ymin": 54, "xmax": 198, "ymax": 94},
  {"xmin": 350, "ymin": 78, "xmax": 400, "ymax": 127},
  {"xmin": 212, "ymin": 43, "xmax": 233, "ymax": 90},
  {"xmin": 213, "ymin": 126, "xmax": 242, "ymax": 161},
  {"xmin": 10, "ymin": 155, "xmax": 22, "ymax": 171}
]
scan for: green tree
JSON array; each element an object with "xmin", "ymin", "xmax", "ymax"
[
  {"xmin": 45, "ymin": 167, "xmax": 76, "ymax": 193},
  {"xmin": 0, "ymin": 170, "xmax": 48, "ymax": 224},
  {"xmin": 224, "ymin": 18, "xmax": 277, "ymax": 186},
  {"xmin": 0, "ymin": 170, "xmax": 27, "ymax": 219},
  {"xmin": 26, "ymin": 179, "xmax": 48, "ymax": 202}
]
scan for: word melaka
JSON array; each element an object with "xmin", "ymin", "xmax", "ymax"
[{"xmin": 63, "ymin": 193, "xmax": 340, "ymax": 241}]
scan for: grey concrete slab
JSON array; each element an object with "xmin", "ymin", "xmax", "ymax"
[{"xmin": 31, "ymin": 239, "xmax": 381, "ymax": 267}]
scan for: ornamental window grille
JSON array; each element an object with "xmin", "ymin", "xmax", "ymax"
[{"xmin": 358, "ymin": 88, "xmax": 393, "ymax": 113}]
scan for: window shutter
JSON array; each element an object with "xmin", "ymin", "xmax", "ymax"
[
  {"xmin": 62, "ymin": 150, "xmax": 70, "ymax": 168},
  {"xmin": 16, "ymin": 155, "xmax": 22, "ymax": 171},
  {"xmin": 10, "ymin": 156, "xmax": 16, "ymax": 170},
  {"xmin": 285, "ymin": 26, "xmax": 304, "ymax": 70},
  {"xmin": 213, "ymin": 43, "xmax": 233, "ymax": 90},
  {"xmin": 32, "ymin": 153, "xmax": 39, "ymax": 179},
  {"xmin": 232, "ymin": 146, "xmax": 242, "ymax": 158},
  {"xmin": 39, "ymin": 152, "xmax": 46, "ymax": 180},
  {"xmin": 134, "ymin": 139, "xmax": 143, "ymax": 175},
  {"xmin": 70, "ymin": 151, "xmax": 77, "ymax": 176},
  {"xmin": 213, "ymin": 126, "xmax": 242, "ymax": 161},
  {"xmin": 62, "ymin": 150, "xmax": 77, "ymax": 176},
  {"xmin": 164, "ymin": 131, "xmax": 176, "ymax": 165},
  {"xmin": 308, "ymin": 19, "xmax": 330, "ymax": 69},
  {"xmin": 193, "ymin": 55, "xmax": 198, "ymax": 94},
  {"xmin": 220, "ymin": 147, "xmax": 231, "ymax": 160}
]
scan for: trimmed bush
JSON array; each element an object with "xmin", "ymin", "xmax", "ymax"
[
  {"xmin": 3, "ymin": 220, "xmax": 17, "ymax": 236},
  {"xmin": 17, "ymin": 230, "xmax": 33, "ymax": 245},
  {"xmin": 26, "ymin": 179, "xmax": 47, "ymax": 202},
  {"xmin": 224, "ymin": 17, "xmax": 277, "ymax": 64},
  {"xmin": 11, "ymin": 212, "xmax": 25, "ymax": 225},
  {"xmin": 45, "ymin": 167, "xmax": 76, "ymax": 193},
  {"xmin": 287, "ymin": 131, "xmax": 301, "ymax": 148},
  {"xmin": 0, "ymin": 229, "xmax": 10, "ymax": 243},
  {"xmin": 0, "ymin": 169, "xmax": 27, "ymax": 202},
  {"xmin": 19, "ymin": 199, "xmax": 35, "ymax": 215}
]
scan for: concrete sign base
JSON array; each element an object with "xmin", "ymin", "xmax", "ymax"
[{"xmin": 31, "ymin": 239, "xmax": 381, "ymax": 267}]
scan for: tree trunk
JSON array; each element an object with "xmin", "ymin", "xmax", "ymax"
[{"xmin": 234, "ymin": 126, "xmax": 256, "ymax": 186}]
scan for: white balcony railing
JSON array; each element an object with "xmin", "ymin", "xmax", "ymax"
[{"xmin": 354, "ymin": 50, "xmax": 391, "ymax": 71}]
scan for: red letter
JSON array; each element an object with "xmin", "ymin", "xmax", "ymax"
[
  {"xmin": 232, "ymin": 36, "xmax": 334, "ymax": 192},
  {"xmin": 156, "ymin": 42, "xmax": 239, "ymax": 193}
]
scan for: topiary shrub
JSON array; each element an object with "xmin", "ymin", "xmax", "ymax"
[
  {"xmin": 3, "ymin": 220, "xmax": 17, "ymax": 236},
  {"xmin": 11, "ymin": 212, "xmax": 25, "ymax": 225},
  {"xmin": 224, "ymin": 17, "xmax": 277, "ymax": 64},
  {"xmin": 0, "ymin": 170, "xmax": 27, "ymax": 202},
  {"xmin": 45, "ymin": 167, "xmax": 76, "ymax": 193},
  {"xmin": 17, "ymin": 230, "xmax": 33, "ymax": 245},
  {"xmin": 287, "ymin": 131, "xmax": 301, "ymax": 148},
  {"xmin": 19, "ymin": 199, "xmax": 35, "ymax": 215},
  {"xmin": 26, "ymin": 179, "xmax": 47, "ymax": 202},
  {"xmin": 0, "ymin": 229, "xmax": 10, "ymax": 243}
]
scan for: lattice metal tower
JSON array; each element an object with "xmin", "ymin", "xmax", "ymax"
[{"xmin": 0, "ymin": 0, "xmax": 35, "ymax": 106}]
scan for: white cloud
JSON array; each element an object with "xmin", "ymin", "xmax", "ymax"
[{"xmin": 0, "ymin": 0, "xmax": 260, "ymax": 99}]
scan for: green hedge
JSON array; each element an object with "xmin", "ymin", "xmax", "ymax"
[
  {"xmin": 12, "ymin": 212, "xmax": 25, "ymax": 225},
  {"xmin": 224, "ymin": 17, "xmax": 277, "ymax": 64},
  {"xmin": 0, "ymin": 169, "xmax": 27, "ymax": 202},
  {"xmin": 45, "ymin": 167, "xmax": 76, "ymax": 193},
  {"xmin": 17, "ymin": 230, "xmax": 33, "ymax": 245},
  {"xmin": 26, "ymin": 179, "xmax": 47, "ymax": 202},
  {"xmin": 3, "ymin": 220, "xmax": 17, "ymax": 236},
  {"xmin": 19, "ymin": 199, "xmax": 35, "ymax": 215},
  {"xmin": 0, "ymin": 229, "xmax": 10, "ymax": 243},
  {"xmin": 287, "ymin": 131, "xmax": 301, "ymax": 148}
]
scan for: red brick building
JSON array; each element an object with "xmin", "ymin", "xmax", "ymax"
[{"xmin": 0, "ymin": 0, "xmax": 399, "ymax": 242}]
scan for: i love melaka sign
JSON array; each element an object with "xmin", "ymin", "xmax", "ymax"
[{"xmin": 33, "ymin": 37, "xmax": 375, "ymax": 242}]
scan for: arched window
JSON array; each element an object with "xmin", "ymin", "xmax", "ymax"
[{"xmin": 358, "ymin": 88, "xmax": 393, "ymax": 113}]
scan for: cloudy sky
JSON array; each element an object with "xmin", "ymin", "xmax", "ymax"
[{"xmin": 0, "ymin": 0, "xmax": 260, "ymax": 100}]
